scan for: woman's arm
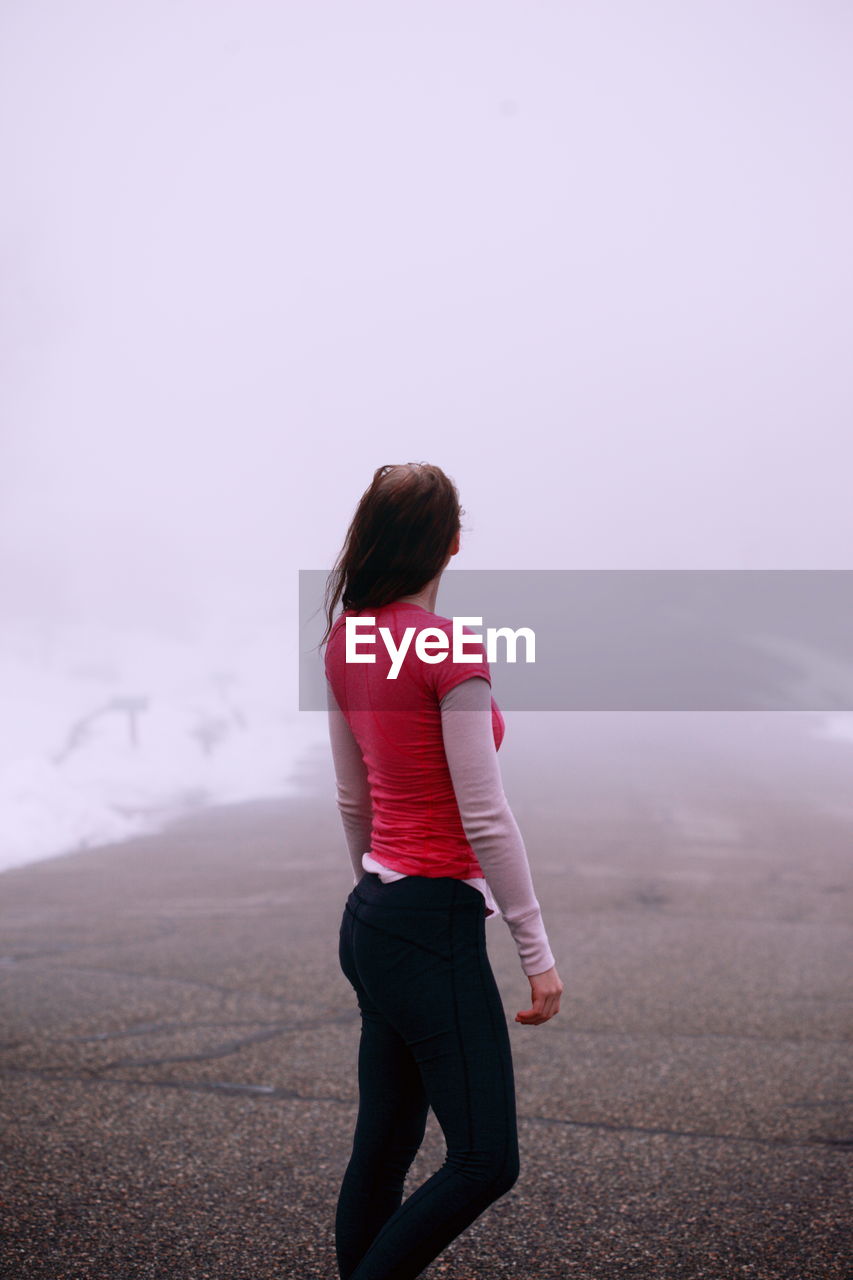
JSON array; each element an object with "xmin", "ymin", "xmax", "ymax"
[
  {"xmin": 326, "ymin": 678, "xmax": 373, "ymax": 885},
  {"xmin": 440, "ymin": 676, "xmax": 556, "ymax": 977}
]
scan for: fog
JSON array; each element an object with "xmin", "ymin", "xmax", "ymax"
[{"xmin": 2, "ymin": 0, "xmax": 852, "ymax": 867}]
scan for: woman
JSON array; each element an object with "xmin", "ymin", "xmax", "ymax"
[{"xmin": 322, "ymin": 461, "xmax": 562, "ymax": 1280}]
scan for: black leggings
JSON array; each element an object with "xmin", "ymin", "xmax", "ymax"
[{"xmin": 335, "ymin": 870, "xmax": 520, "ymax": 1280}]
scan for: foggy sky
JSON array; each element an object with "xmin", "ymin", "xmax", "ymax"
[{"xmin": 2, "ymin": 0, "xmax": 851, "ymax": 639}]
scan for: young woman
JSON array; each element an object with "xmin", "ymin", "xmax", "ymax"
[{"xmin": 321, "ymin": 461, "xmax": 562, "ymax": 1280}]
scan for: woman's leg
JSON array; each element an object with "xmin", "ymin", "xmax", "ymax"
[
  {"xmin": 336, "ymin": 898, "xmax": 431, "ymax": 1279},
  {"xmin": 342, "ymin": 877, "xmax": 520, "ymax": 1280}
]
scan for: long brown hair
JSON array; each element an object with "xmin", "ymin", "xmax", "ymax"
[{"xmin": 320, "ymin": 462, "xmax": 464, "ymax": 648}]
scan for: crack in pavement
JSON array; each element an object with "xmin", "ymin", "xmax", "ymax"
[
  {"xmin": 0, "ymin": 921, "xmax": 183, "ymax": 965},
  {"xmin": 94, "ymin": 1011, "xmax": 359, "ymax": 1070},
  {"xmin": 0, "ymin": 1010, "xmax": 359, "ymax": 1074},
  {"xmin": 519, "ymin": 1110, "xmax": 851, "ymax": 1150},
  {"xmin": 6, "ymin": 960, "xmax": 359, "ymax": 1009},
  {"xmin": 0, "ymin": 1063, "xmax": 846, "ymax": 1150},
  {"xmin": 514, "ymin": 1024, "xmax": 852, "ymax": 1046},
  {"xmin": 5, "ymin": 1007, "xmax": 846, "ymax": 1049},
  {"xmin": 58, "ymin": 1017, "xmax": 325, "ymax": 1043},
  {"xmin": 1, "ymin": 962, "xmax": 244, "ymax": 996},
  {"xmin": 0, "ymin": 1064, "xmax": 352, "ymax": 1105}
]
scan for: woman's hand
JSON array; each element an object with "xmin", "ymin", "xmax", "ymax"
[{"xmin": 515, "ymin": 964, "xmax": 563, "ymax": 1025}]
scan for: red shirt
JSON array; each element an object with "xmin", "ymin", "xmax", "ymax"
[{"xmin": 324, "ymin": 601, "xmax": 505, "ymax": 878}]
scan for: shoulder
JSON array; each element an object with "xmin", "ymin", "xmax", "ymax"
[
  {"xmin": 415, "ymin": 609, "xmax": 481, "ymax": 638},
  {"xmin": 327, "ymin": 609, "xmax": 353, "ymax": 640},
  {"xmin": 323, "ymin": 610, "xmax": 352, "ymax": 670}
]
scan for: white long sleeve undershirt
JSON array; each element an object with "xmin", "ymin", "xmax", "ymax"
[{"xmin": 326, "ymin": 674, "xmax": 556, "ymax": 977}]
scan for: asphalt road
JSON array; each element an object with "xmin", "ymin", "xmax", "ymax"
[{"xmin": 1, "ymin": 713, "xmax": 850, "ymax": 1278}]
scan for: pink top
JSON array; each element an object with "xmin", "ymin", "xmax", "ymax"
[
  {"xmin": 324, "ymin": 602, "xmax": 504, "ymax": 878},
  {"xmin": 324, "ymin": 601, "xmax": 556, "ymax": 976}
]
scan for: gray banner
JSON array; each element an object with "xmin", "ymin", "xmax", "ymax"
[{"xmin": 299, "ymin": 569, "xmax": 853, "ymax": 711}]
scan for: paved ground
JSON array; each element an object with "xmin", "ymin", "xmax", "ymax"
[{"xmin": 1, "ymin": 713, "xmax": 851, "ymax": 1278}]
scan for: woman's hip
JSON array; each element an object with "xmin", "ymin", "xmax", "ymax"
[
  {"xmin": 343, "ymin": 871, "xmax": 484, "ymax": 971},
  {"xmin": 347, "ymin": 869, "xmax": 485, "ymax": 914},
  {"xmin": 340, "ymin": 878, "xmax": 499, "ymax": 1039}
]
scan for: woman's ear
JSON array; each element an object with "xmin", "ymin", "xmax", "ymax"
[{"xmin": 450, "ymin": 529, "xmax": 461, "ymax": 556}]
